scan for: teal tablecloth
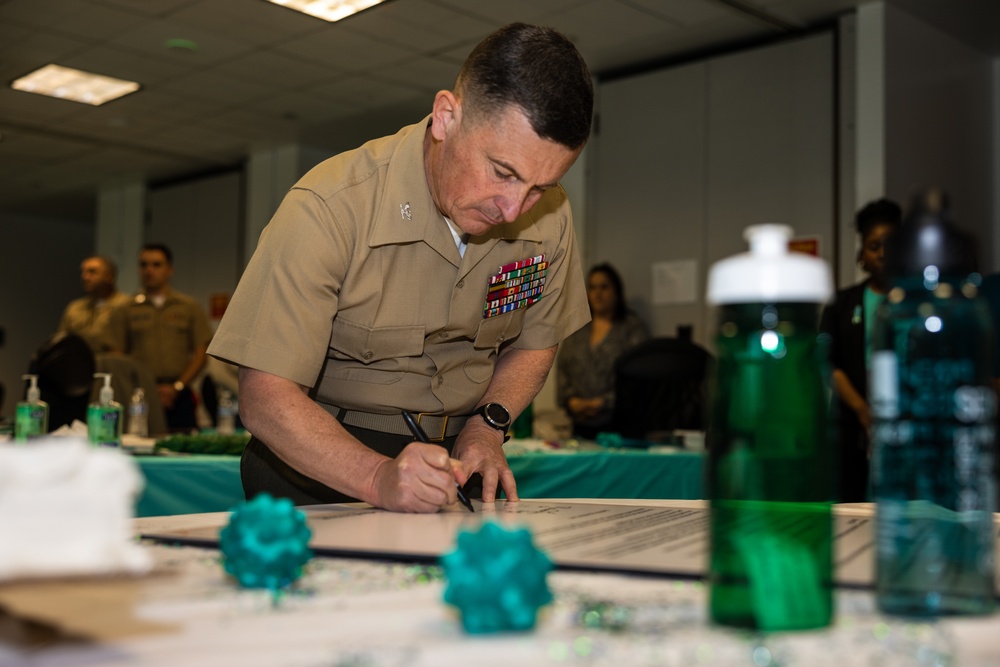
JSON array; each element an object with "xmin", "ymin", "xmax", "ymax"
[{"xmin": 134, "ymin": 448, "xmax": 705, "ymax": 517}]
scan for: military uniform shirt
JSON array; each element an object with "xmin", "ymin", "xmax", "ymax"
[
  {"xmin": 58, "ymin": 291, "xmax": 132, "ymax": 352},
  {"xmin": 209, "ymin": 116, "xmax": 590, "ymax": 416},
  {"xmin": 108, "ymin": 288, "xmax": 213, "ymax": 381}
]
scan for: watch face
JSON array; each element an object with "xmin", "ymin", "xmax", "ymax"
[{"xmin": 484, "ymin": 403, "xmax": 510, "ymax": 427}]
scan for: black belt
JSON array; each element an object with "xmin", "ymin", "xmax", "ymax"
[{"xmin": 322, "ymin": 404, "xmax": 469, "ymax": 442}]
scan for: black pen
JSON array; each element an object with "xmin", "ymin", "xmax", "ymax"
[{"xmin": 401, "ymin": 410, "xmax": 475, "ymax": 512}]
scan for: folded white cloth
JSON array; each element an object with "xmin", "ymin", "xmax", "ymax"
[{"xmin": 0, "ymin": 438, "xmax": 151, "ymax": 580}]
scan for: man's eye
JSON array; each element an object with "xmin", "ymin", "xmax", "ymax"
[{"xmin": 495, "ymin": 169, "xmax": 512, "ymax": 180}]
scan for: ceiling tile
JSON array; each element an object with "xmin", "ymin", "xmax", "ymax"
[
  {"xmin": 210, "ymin": 50, "xmax": 342, "ymax": 89},
  {"xmin": 376, "ymin": 56, "xmax": 461, "ymax": 95},
  {"xmin": 106, "ymin": 18, "xmax": 255, "ymax": 66},
  {"xmin": 344, "ymin": 0, "xmax": 493, "ymax": 53},
  {"xmin": 305, "ymin": 74, "xmax": 426, "ymax": 110},
  {"xmin": 58, "ymin": 45, "xmax": 187, "ymax": 87},
  {"xmin": 156, "ymin": 69, "xmax": 281, "ymax": 105},
  {"xmin": 247, "ymin": 91, "xmax": 356, "ymax": 126},
  {"xmin": 169, "ymin": 0, "xmax": 325, "ymax": 47},
  {"xmin": 82, "ymin": 0, "xmax": 204, "ymax": 17},
  {"xmin": 275, "ymin": 24, "xmax": 417, "ymax": 73}
]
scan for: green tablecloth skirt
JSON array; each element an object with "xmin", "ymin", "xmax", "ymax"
[{"xmin": 135, "ymin": 449, "xmax": 705, "ymax": 517}]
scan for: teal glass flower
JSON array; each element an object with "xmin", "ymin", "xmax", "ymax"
[
  {"xmin": 441, "ymin": 521, "xmax": 553, "ymax": 633},
  {"xmin": 219, "ymin": 493, "xmax": 313, "ymax": 594}
]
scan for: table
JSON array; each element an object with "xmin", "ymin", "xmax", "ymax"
[
  {"xmin": 134, "ymin": 446, "xmax": 705, "ymax": 517},
  {"xmin": 1, "ymin": 500, "xmax": 996, "ymax": 667}
]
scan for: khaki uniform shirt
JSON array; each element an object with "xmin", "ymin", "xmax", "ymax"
[
  {"xmin": 58, "ymin": 291, "xmax": 132, "ymax": 352},
  {"xmin": 209, "ymin": 116, "xmax": 589, "ymax": 416},
  {"xmin": 107, "ymin": 288, "xmax": 213, "ymax": 381}
]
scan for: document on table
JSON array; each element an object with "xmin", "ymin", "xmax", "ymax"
[{"xmin": 141, "ymin": 500, "xmax": 1000, "ymax": 588}]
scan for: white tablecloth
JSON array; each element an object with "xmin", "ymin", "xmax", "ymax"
[{"xmin": 1, "ymin": 501, "xmax": 997, "ymax": 667}]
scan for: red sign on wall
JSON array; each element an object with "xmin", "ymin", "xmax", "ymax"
[{"xmin": 788, "ymin": 237, "xmax": 820, "ymax": 256}]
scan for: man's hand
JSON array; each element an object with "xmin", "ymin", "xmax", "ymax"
[
  {"xmin": 452, "ymin": 417, "xmax": 518, "ymax": 503},
  {"xmin": 369, "ymin": 443, "xmax": 468, "ymax": 513},
  {"xmin": 158, "ymin": 383, "xmax": 178, "ymax": 409}
]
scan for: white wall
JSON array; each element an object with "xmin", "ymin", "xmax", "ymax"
[
  {"xmin": 145, "ymin": 171, "xmax": 243, "ymax": 323},
  {"xmin": 0, "ymin": 214, "xmax": 93, "ymax": 416},
  {"xmin": 882, "ymin": 3, "xmax": 995, "ymax": 270},
  {"xmin": 588, "ymin": 32, "xmax": 835, "ymax": 348}
]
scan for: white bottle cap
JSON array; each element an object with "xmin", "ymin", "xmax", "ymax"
[{"xmin": 706, "ymin": 224, "xmax": 833, "ymax": 304}]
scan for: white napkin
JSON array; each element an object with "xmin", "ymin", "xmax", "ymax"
[{"xmin": 0, "ymin": 437, "xmax": 151, "ymax": 580}]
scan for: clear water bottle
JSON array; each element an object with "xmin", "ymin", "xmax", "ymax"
[
  {"xmin": 706, "ymin": 224, "xmax": 835, "ymax": 631},
  {"xmin": 126, "ymin": 387, "xmax": 148, "ymax": 438},
  {"xmin": 217, "ymin": 389, "xmax": 236, "ymax": 436},
  {"xmin": 870, "ymin": 189, "xmax": 996, "ymax": 616}
]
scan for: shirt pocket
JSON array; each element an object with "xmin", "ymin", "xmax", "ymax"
[
  {"xmin": 464, "ymin": 311, "xmax": 526, "ymax": 384},
  {"xmin": 326, "ymin": 318, "xmax": 425, "ymax": 385}
]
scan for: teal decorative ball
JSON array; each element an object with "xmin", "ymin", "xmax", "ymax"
[
  {"xmin": 441, "ymin": 521, "xmax": 553, "ymax": 633},
  {"xmin": 219, "ymin": 493, "xmax": 313, "ymax": 592}
]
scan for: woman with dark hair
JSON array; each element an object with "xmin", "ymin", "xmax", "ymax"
[
  {"xmin": 820, "ymin": 198, "xmax": 902, "ymax": 502},
  {"xmin": 557, "ymin": 263, "xmax": 649, "ymax": 439}
]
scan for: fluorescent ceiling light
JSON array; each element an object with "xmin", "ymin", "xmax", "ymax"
[
  {"xmin": 266, "ymin": 0, "xmax": 386, "ymax": 23},
  {"xmin": 11, "ymin": 64, "xmax": 140, "ymax": 106}
]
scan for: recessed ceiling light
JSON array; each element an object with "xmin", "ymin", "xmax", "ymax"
[
  {"xmin": 11, "ymin": 64, "xmax": 140, "ymax": 106},
  {"xmin": 265, "ymin": 0, "xmax": 387, "ymax": 23}
]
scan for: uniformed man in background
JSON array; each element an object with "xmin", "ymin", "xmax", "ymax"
[
  {"xmin": 108, "ymin": 243, "xmax": 213, "ymax": 431},
  {"xmin": 209, "ymin": 23, "xmax": 594, "ymax": 512},
  {"xmin": 57, "ymin": 255, "xmax": 132, "ymax": 352}
]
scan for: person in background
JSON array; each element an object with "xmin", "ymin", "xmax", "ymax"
[
  {"xmin": 557, "ymin": 263, "xmax": 649, "ymax": 439},
  {"xmin": 57, "ymin": 256, "xmax": 132, "ymax": 352},
  {"xmin": 208, "ymin": 23, "xmax": 593, "ymax": 513},
  {"xmin": 820, "ymin": 198, "xmax": 902, "ymax": 502},
  {"xmin": 107, "ymin": 243, "xmax": 212, "ymax": 431}
]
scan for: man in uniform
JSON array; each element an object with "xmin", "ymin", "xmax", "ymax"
[
  {"xmin": 209, "ymin": 23, "xmax": 593, "ymax": 513},
  {"xmin": 107, "ymin": 243, "xmax": 213, "ymax": 431},
  {"xmin": 57, "ymin": 255, "xmax": 132, "ymax": 352}
]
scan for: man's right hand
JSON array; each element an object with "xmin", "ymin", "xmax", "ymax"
[{"xmin": 369, "ymin": 443, "xmax": 468, "ymax": 513}]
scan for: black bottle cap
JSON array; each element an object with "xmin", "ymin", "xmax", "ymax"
[{"xmin": 884, "ymin": 187, "xmax": 977, "ymax": 280}]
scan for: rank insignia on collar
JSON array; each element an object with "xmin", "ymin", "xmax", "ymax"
[{"xmin": 400, "ymin": 202, "xmax": 412, "ymax": 221}]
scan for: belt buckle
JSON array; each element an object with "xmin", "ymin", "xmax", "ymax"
[{"xmin": 415, "ymin": 413, "xmax": 448, "ymax": 442}]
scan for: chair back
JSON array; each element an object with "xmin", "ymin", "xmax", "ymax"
[
  {"xmin": 27, "ymin": 333, "xmax": 96, "ymax": 430},
  {"xmin": 611, "ymin": 336, "xmax": 712, "ymax": 439}
]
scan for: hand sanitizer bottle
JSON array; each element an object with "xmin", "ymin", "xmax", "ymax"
[
  {"xmin": 706, "ymin": 224, "xmax": 835, "ymax": 630},
  {"xmin": 88, "ymin": 373, "xmax": 123, "ymax": 447},
  {"xmin": 126, "ymin": 387, "xmax": 149, "ymax": 438},
  {"xmin": 15, "ymin": 374, "xmax": 48, "ymax": 442},
  {"xmin": 216, "ymin": 389, "xmax": 236, "ymax": 436}
]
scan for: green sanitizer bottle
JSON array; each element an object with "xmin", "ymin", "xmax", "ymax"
[
  {"xmin": 15, "ymin": 374, "xmax": 49, "ymax": 442},
  {"xmin": 706, "ymin": 224, "xmax": 835, "ymax": 631},
  {"xmin": 87, "ymin": 372, "xmax": 123, "ymax": 447}
]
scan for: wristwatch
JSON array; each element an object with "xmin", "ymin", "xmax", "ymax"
[
  {"xmin": 473, "ymin": 402, "xmax": 511, "ymax": 434},
  {"xmin": 173, "ymin": 380, "xmax": 185, "ymax": 392}
]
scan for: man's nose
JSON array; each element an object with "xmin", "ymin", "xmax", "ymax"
[{"xmin": 496, "ymin": 185, "xmax": 537, "ymax": 223}]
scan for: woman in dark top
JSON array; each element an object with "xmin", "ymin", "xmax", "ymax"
[
  {"xmin": 557, "ymin": 263, "xmax": 648, "ymax": 439},
  {"xmin": 820, "ymin": 199, "xmax": 902, "ymax": 502}
]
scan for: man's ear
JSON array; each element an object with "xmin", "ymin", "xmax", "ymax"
[{"xmin": 429, "ymin": 90, "xmax": 461, "ymax": 142}]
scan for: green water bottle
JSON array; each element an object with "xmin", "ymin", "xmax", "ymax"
[
  {"xmin": 870, "ymin": 190, "xmax": 996, "ymax": 616},
  {"xmin": 706, "ymin": 224, "xmax": 835, "ymax": 631}
]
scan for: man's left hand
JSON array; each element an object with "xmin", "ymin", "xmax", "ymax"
[{"xmin": 452, "ymin": 418, "xmax": 518, "ymax": 503}]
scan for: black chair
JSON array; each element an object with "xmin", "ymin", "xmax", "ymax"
[
  {"xmin": 27, "ymin": 333, "xmax": 96, "ymax": 431},
  {"xmin": 610, "ymin": 336, "xmax": 713, "ymax": 440}
]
